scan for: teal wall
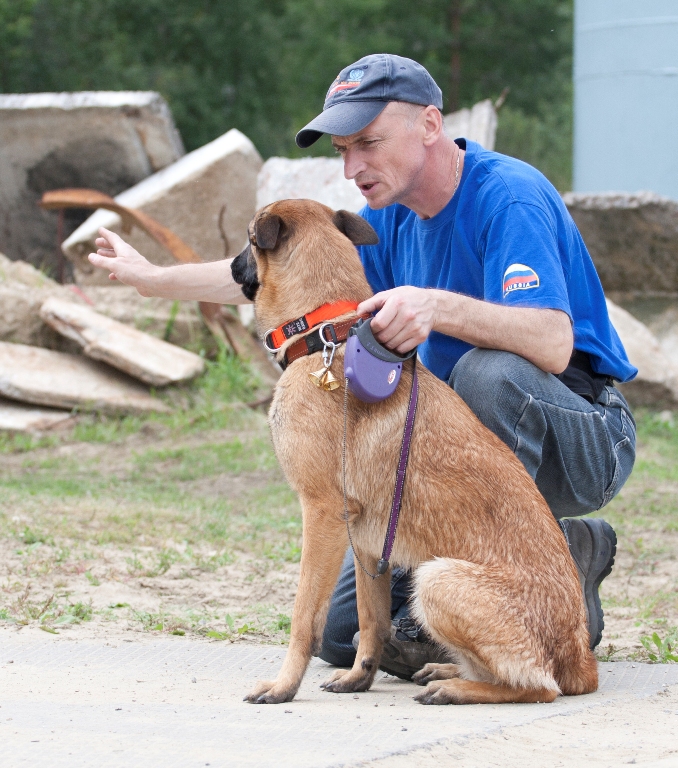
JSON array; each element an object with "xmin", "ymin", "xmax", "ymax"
[{"xmin": 574, "ymin": 0, "xmax": 678, "ymax": 198}]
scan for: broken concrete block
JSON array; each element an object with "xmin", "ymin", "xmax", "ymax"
[
  {"xmin": 0, "ymin": 342, "xmax": 169, "ymax": 415},
  {"xmin": 606, "ymin": 299, "xmax": 678, "ymax": 407},
  {"xmin": 40, "ymin": 298, "xmax": 205, "ymax": 386},
  {"xmin": 62, "ymin": 129, "xmax": 262, "ymax": 284},
  {"xmin": 443, "ymin": 99, "xmax": 497, "ymax": 149},
  {"xmin": 0, "ymin": 251, "xmax": 87, "ymax": 350},
  {"xmin": 563, "ymin": 192, "xmax": 678, "ymax": 294},
  {"xmin": 0, "ymin": 398, "xmax": 74, "ymax": 434},
  {"xmin": 82, "ymin": 285, "xmax": 213, "ymax": 351},
  {"xmin": 256, "ymin": 157, "xmax": 365, "ymax": 212},
  {"xmin": 0, "ymin": 91, "xmax": 184, "ymax": 276}
]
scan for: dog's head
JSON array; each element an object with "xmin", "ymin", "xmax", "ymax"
[{"xmin": 231, "ymin": 199, "xmax": 378, "ymax": 336}]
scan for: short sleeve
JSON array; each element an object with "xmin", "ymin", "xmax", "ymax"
[{"xmin": 480, "ymin": 202, "xmax": 572, "ymax": 320}]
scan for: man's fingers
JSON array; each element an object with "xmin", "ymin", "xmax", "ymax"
[
  {"xmin": 88, "ymin": 252, "xmax": 114, "ymax": 268},
  {"xmin": 357, "ymin": 294, "xmax": 386, "ymax": 316},
  {"xmin": 98, "ymin": 227, "xmax": 125, "ymax": 250}
]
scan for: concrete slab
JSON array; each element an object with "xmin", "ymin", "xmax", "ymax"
[
  {"xmin": 563, "ymin": 191, "xmax": 678, "ymax": 294},
  {"xmin": 607, "ymin": 299, "xmax": 678, "ymax": 407},
  {"xmin": 443, "ymin": 99, "xmax": 498, "ymax": 149},
  {"xmin": 0, "ymin": 633, "xmax": 676, "ymax": 768},
  {"xmin": 0, "ymin": 92, "xmax": 184, "ymax": 275},
  {"xmin": 0, "ymin": 252, "xmax": 87, "ymax": 351},
  {"xmin": 257, "ymin": 157, "xmax": 365, "ymax": 212},
  {"xmin": 0, "ymin": 398, "xmax": 73, "ymax": 433},
  {"xmin": 40, "ymin": 297, "xmax": 205, "ymax": 386},
  {"xmin": 0, "ymin": 342, "xmax": 169, "ymax": 415},
  {"xmin": 62, "ymin": 129, "xmax": 262, "ymax": 284}
]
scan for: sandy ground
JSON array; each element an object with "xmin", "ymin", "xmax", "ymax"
[
  {"xmin": 366, "ymin": 684, "xmax": 678, "ymax": 767},
  {"xmin": 2, "ymin": 628, "xmax": 677, "ymax": 768}
]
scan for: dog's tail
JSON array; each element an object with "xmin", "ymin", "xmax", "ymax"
[{"xmin": 554, "ymin": 639, "xmax": 599, "ymax": 695}]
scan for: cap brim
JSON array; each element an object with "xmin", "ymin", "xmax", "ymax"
[{"xmin": 295, "ymin": 100, "xmax": 389, "ymax": 148}]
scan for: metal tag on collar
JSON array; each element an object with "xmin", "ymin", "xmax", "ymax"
[{"xmin": 344, "ymin": 318, "xmax": 417, "ymax": 403}]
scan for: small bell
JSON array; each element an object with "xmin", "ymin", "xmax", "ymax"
[
  {"xmin": 320, "ymin": 369, "xmax": 340, "ymax": 391},
  {"xmin": 309, "ymin": 367, "xmax": 328, "ymax": 388}
]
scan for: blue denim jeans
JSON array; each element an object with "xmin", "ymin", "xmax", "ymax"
[{"xmin": 318, "ymin": 349, "xmax": 637, "ymax": 667}]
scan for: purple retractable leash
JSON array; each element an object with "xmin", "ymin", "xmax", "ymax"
[{"xmin": 341, "ymin": 318, "xmax": 419, "ymax": 579}]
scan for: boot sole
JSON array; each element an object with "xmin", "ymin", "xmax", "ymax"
[{"xmin": 582, "ymin": 518, "xmax": 617, "ymax": 650}]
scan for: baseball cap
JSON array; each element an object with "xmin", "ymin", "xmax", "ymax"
[{"xmin": 295, "ymin": 53, "xmax": 443, "ymax": 149}]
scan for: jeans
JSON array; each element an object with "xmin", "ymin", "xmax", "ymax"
[{"xmin": 318, "ymin": 348, "xmax": 637, "ymax": 667}]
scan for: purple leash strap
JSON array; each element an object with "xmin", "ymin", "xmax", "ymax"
[
  {"xmin": 343, "ymin": 356, "xmax": 419, "ymax": 580},
  {"xmin": 376, "ymin": 357, "xmax": 419, "ymax": 575}
]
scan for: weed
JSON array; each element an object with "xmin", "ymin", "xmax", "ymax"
[
  {"xmin": 640, "ymin": 628, "xmax": 678, "ymax": 663},
  {"xmin": 85, "ymin": 571, "xmax": 100, "ymax": 586}
]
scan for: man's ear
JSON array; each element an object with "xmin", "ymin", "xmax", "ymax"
[
  {"xmin": 254, "ymin": 213, "xmax": 283, "ymax": 250},
  {"xmin": 333, "ymin": 210, "xmax": 379, "ymax": 246}
]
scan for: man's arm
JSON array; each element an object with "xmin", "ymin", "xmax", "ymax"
[
  {"xmin": 87, "ymin": 228, "xmax": 252, "ymax": 305},
  {"xmin": 358, "ymin": 286, "xmax": 573, "ymax": 375}
]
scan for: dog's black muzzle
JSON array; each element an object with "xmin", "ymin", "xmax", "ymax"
[{"xmin": 231, "ymin": 243, "xmax": 260, "ymax": 301}]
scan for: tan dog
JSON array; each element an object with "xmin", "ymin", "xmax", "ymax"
[{"xmin": 231, "ymin": 198, "xmax": 598, "ymax": 705}]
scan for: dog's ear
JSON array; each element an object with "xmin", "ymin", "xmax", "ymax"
[
  {"xmin": 254, "ymin": 213, "xmax": 283, "ymax": 250},
  {"xmin": 333, "ymin": 210, "xmax": 379, "ymax": 246}
]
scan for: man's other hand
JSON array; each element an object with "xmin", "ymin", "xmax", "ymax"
[
  {"xmin": 88, "ymin": 228, "xmax": 160, "ymax": 295},
  {"xmin": 358, "ymin": 286, "xmax": 437, "ymax": 354}
]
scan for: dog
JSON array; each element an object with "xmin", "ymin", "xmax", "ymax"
[{"xmin": 231, "ymin": 198, "xmax": 598, "ymax": 705}]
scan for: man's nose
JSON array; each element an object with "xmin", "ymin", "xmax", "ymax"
[{"xmin": 342, "ymin": 149, "xmax": 365, "ymax": 181}]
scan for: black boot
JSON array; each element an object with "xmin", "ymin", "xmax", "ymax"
[
  {"xmin": 352, "ymin": 616, "xmax": 451, "ymax": 681},
  {"xmin": 559, "ymin": 517, "xmax": 617, "ymax": 650}
]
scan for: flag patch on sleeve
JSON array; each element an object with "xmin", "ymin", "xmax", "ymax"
[{"xmin": 503, "ymin": 263, "xmax": 540, "ymax": 296}]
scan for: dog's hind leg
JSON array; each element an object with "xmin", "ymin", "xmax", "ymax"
[
  {"xmin": 410, "ymin": 557, "xmax": 563, "ymax": 705},
  {"xmin": 245, "ymin": 498, "xmax": 348, "ymax": 704},
  {"xmin": 414, "ymin": 678, "xmax": 558, "ymax": 704},
  {"xmin": 321, "ymin": 546, "xmax": 392, "ymax": 694}
]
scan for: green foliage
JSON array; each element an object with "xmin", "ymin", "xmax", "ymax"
[
  {"xmin": 0, "ymin": 0, "xmax": 574, "ymax": 179},
  {"xmin": 640, "ymin": 628, "xmax": 678, "ymax": 663},
  {"xmin": 495, "ymin": 95, "xmax": 573, "ymax": 191}
]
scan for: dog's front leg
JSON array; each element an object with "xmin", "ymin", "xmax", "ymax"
[
  {"xmin": 244, "ymin": 500, "xmax": 347, "ymax": 704},
  {"xmin": 321, "ymin": 548, "xmax": 392, "ymax": 693}
]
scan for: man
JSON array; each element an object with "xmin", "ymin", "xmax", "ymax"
[{"xmin": 89, "ymin": 53, "xmax": 636, "ymax": 680}]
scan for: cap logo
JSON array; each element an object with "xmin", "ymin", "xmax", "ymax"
[{"xmin": 327, "ymin": 70, "xmax": 364, "ymax": 99}]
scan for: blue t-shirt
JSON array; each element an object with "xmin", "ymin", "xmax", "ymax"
[{"xmin": 357, "ymin": 139, "xmax": 637, "ymax": 384}]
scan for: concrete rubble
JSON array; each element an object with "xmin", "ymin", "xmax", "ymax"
[
  {"xmin": 607, "ymin": 299, "xmax": 678, "ymax": 407},
  {"xmin": 0, "ymin": 398, "xmax": 74, "ymax": 434},
  {"xmin": 62, "ymin": 129, "xmax": 262, "ymax": 284},
  {"xmin": 0, "ymin": 342, "xmax": 169, "ymax": 416},
  {"xmin": 564, "ymin": 191, "xmax": 678, "ymax": 294},
  {"xmin": 82, "ymin": 285, "xmax": 213, "ymax": 351},
  {"xmin": 0, "ymin": 91, "xmax": 184, "ymax": 275},
  {"xmin": 257, "ymin": 156, "xmax": 365, "ymax": 212},
  {"xmin": 0, "ymin": 251, "xmax": 87, "ymax": 350},
  {"xmin": 443, "ymin": 98, "xmax": 498, "ymax": 149},
  {"xmin": 40, "ymin": 297, "xmax": 205, "ymax": 387}
]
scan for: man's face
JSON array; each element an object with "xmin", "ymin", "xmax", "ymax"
[{"xmin": 331, "ymin": 102, "xmax": 427, "ymax": 210}]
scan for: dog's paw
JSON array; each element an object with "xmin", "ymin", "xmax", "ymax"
[
  {"xmin": 243, "ymin": 679, "xmax": 296, "ymax": 704},
  {"xmin": 413, "ymin": 680, "xmax": 460, "ymax": 705},
  {"xmin": 412, "ymin": 663, "xmax": 462, "ymax": 686},
  {"xmin": 320, "ymin": 668, "xmax": 373, "ymax": 694}
]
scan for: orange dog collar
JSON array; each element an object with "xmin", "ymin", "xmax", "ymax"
[{"xmin": 264, "ymin": 301, "xmax": 359, "ymax": 351}]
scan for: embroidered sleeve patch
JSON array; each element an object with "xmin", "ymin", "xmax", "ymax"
[{"xmin": 503, "ymin": 263, "xmax": 540, "ymax": 296}]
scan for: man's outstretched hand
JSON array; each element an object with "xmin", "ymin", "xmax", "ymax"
[
  {"xmin": 88, "ymin": 228, "xmax": 159, "ymax": 295},
  {"xmin": 357, "ymin": 286, "xmax": 438, "ymax": 354}
]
